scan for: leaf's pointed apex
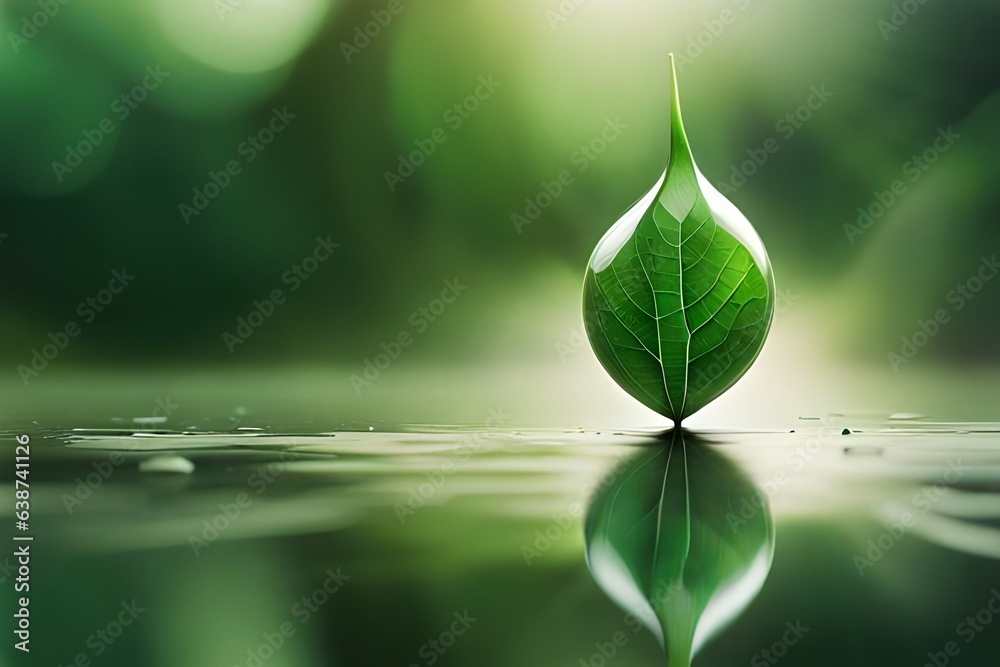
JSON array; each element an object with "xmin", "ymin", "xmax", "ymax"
[{"xmin": 667, "ymin": 53, "xmax": 694, "ymax": 168}]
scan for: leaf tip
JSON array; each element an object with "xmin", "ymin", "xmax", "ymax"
[{"xmin": 666, "ymin": 53, "xmax": 691, "ymax": 165}]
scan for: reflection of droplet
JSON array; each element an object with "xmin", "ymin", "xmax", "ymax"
[
  {"xmin": 585, "ymin": 431, "xmax": 775, "ymax": 666},
  {"xmin": 583, "ymin": 54, "xmax": 774, "ymax": 424}
]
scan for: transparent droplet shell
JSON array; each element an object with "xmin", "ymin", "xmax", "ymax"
[{"xmin": 583, "ymin": 54, "xmax": 775, "ymax": 424}]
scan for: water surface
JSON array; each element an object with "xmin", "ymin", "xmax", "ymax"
[{"xmin": 3, "ymin": 415, "xmax": 1000, "ymax": 666}]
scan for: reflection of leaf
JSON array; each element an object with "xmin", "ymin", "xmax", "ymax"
[
  {"xmin": 582, "ymin": 54, "xmax": 774, "ymax": 425},
  {"xmin": 584, "ymin": 431, "xmax": 774, "ymax": 666}
]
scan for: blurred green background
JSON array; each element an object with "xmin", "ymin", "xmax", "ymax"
[
  {"xmin": 3, "ymin": 4, "xmax": 1000, "ymax": 665},
  {"xmin": 2, "ymin": 0, "xmax": 999, "ymax": 428}
]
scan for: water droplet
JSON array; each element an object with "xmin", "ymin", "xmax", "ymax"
[
  {"xmin": 139, "ymin": 456, "xmax": 195, "ymax": 474},
  {"xmin": 583, "ymin": 55, "xmax": 774, "ymax": 425}
]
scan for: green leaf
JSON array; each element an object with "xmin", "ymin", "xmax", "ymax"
[
  {"xmin": 583, "ymin": 54, "xmax": 775, "ymax": 424},
  {"xmin": 584, "ymin": 431, "xmax": 775, "ymax": 666}
]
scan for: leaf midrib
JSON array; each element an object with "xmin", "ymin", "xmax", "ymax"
[
  {"xmin": 676, "ymin": 203, "xmax": 693, "ymax": 420},
  {"xmin": 635, "ymin": 232, "xmax": 676, "ymax": 420}
]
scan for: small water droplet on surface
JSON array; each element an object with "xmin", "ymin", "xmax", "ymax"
[{"xmin": 139, "ymin": 456, "xmax": 195, "ymax": 474}]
